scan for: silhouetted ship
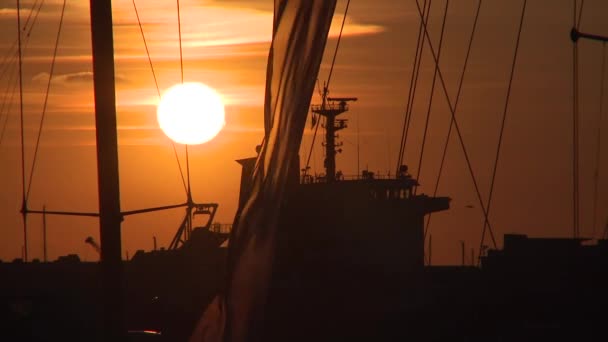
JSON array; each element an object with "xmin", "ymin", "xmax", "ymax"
[{"xmin": 228, "ymin": 98, "xmax": 608, "ymax": 341}]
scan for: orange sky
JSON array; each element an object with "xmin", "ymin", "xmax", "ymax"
[{"xmin": 1, "ymin": 0, "xmax": 607, "ymax": 264}]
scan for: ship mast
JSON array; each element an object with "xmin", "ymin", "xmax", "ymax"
[
  {"xmin": 311, "ymin": 96, "xmax": 357, "ymax": 182},
  {"xmin": 89, "ymin": 0, "xmax": 125, "ymax": 338}
]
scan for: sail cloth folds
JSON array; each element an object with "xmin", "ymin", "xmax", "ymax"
[{"xmin": 190, "ymin": 1, "xmax": 337, "ymax": 341}]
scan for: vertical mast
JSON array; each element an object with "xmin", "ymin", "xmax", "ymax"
[
  {"xmin": 311, "ymin": 97, "xmax": 356, "ymax": 182},
  {"xmin": 89, "ymin": 0, "xmax": 124, "ymax": 339}
]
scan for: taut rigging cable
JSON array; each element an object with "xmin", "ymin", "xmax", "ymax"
[
  {"xmin": 396, "ymin": 0, "xmax": 430, "ymax": 173},
  {"xmin": 175, "ymin": 0, "xmax": 192, "ymax": 203},
  {"xmin": 591, "ymin": 43, "xmax": 605, "ymax": 239},
  {"xmin": 478, "ymin": 0, "xmax": 527, "ymax": 263},
  {"xmin": 0, "ymin": 71, "xmax": 18, "ymax": 147},
  {"xmin": 17, "ymin": 0, "xmax": 29, "ymax": 261},
  {"xmin": 423, "ymin": 0, "xmax": 483, "ymax": 261},
  {"xmin": 571, "ymin": 0, "xmax": 587, "ymax": 238},
  {"xmin": 132, "ymin": 0, "xmax": 188, "ymax": 197},
  {"xmin": 415, "ymin": 0, "xmax": 449, "ymax": 190},
  {"xmin": 413, "ymin": 0, "xmax": 498, "ymax": 248},
  {"xmin": 26, "ymin": 0, "xmax": 67, "ymax": 202},
  {"xmin": 304, "ymin": 0, "xmax": 352, "ymax": 175}
]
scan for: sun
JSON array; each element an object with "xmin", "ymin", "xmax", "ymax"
[{"xmin": 157, "ymin": 82, "xmax": 225, "ymax": 145}]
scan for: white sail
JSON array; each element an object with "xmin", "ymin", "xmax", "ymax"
[{"xmin": 190, "ymin": 1, "xmax": 337, "ymax": 341}]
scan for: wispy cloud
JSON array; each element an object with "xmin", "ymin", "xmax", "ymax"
[
  {"xmin": 111, "ymin": 5, "xmax": 384, "ymax": 59},
  {"xmin": 0, "ymin": 8, "xmax": 18, "ymax": 17},
  {"xmin": 32, "ymin": 71, "xmax": 129, "ymax": 85}
]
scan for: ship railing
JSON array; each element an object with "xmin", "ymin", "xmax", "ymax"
[
  {"xmin": 302, "ymin": 172, "xmax": 403, "ymax": 184},
  {"xmin": 310, "ymin": 102, "xmax": 350, "ymax": 113},
  {"xmin": 210, "ymin": 223, "xmax": 232, "ymax": 234}
]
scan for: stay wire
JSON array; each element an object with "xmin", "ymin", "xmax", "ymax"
[
  {"xmin": 304, "ymin": 0, "xmax": 351, "ymax": 174},
  {"xmin": 478, "ymin": 0, "xmax": 527, "ymax": 262},
  {"xmin": 424, "ymin": 0, "xmax": 482, "ymax": 261},
  {"xmin": 413, "ymin": 0, "xmax": 497, "ymax": 249},
  {"xmin": 26, "ymin": 0, "xmax": 67, "ymax": 201},
  {"xmin": 22, "ymin": 0, "xmax": 40, "ymax": 31},
  {"xmin": 415, "ymin": 0, "xmax": 449, "ymax": 190},
  {"xmin": 326, "ymin": 0, "xmax": 350, "ymax": 89},
  {"xmin": 0, "ymin": 0, "xmax": 43, "ymax": 81},
  {"xmin": 576, "ymin": 0, "xmax": 585, "ymax": 30},
  {"xmin": 132, "ymin": 0, "xmax": 161, "ymax": 99},
  {"xmin": 132, "ymin": 0, "xmax": 188, "ymax": 196},
  {"xmin": 3, "ymin": 0, "xmax": 63, "ymax": 202},
  {"xmin": 176, "ymin": 0, "xmax": 185, "ymax": 85},
  {"xmin": 304, "ymin": 116, "xmax": 322, "ymax": 176},
  {"xmin": 397, "ymin": 0, "xmax": 428, "ymax": 171},
  {"xmin": 176, "ymin": 0, "xmax": 193, "ymax": 200},
  {"xmin": 25, "ymin": 0, "xmax": 45, "ymax": 39},
  {"xmin": 591, "ymin": 43, "xmax": 605, "ymax": 239},
  {"xmin": 402, "ymin": 1, "xmax": 432, "ymax": 168},
  {"xmin": 397, "ymin": 0, "xmax": 430, "ymax": 172},
  {"xmin": 17, "ymin": 0, "xmax": 28, "ymax": 262},
  {"xmin": 572, "ymin": 0, "xmax": 580, "ymax": 237},
  {"xmin": 0, "ymin": 40, "xmax": 18, "ymax": 82},
  {"xmin": 0, "ymin": 70, "xmax": 20, "ymax": 147}
]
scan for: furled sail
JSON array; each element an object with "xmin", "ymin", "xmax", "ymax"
[{"xmin": 190, "ymin": 1, "xmax": 337, "ymax": 341}]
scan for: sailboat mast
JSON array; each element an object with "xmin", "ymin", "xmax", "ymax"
[{"xmin": 89, "ymin": 0, "xmax": 124, "ymax": 339}]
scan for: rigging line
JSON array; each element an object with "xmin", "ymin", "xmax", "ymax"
[
  {"xmin": 413, "ymin": 0, "xmax": 497, "ymax": 248},
  {"xmin": 1, "ymin": 0, "xmax": 46, "ymax": 147},
  {"xmin": 26, "ymin": 0, "xmax": 66, "ymax": 201},
  {"xmin": 415, "ymin": 0, "xmax": 449, "ymax": 191},
  {"xmin": 402, "ymin": 0, "xmax": 432, "ymax": 167},
  {"xmin": 397, "ymin": 0, "xmax": 430, "ymax": 171},
  {"xmin": 397, "ymin": 0, "xmax": 428, "ymax": 171},
  {"xmin": 171, "ymin": 144, "xmax": 188, "ymax": 195},
  {"xmin": 304, "ymin": 114, "xmax": 322, "ymax": 175},
  {"xmin": 479, "ymin": 0, "xmax": 527, "ymax": 261},
  {"xmin": 176, "ymin": 0, "xmax": 193, "ymax": 204},
  {"xmin": 13, "ymin": 0, "xmax": 46, "ymax": 263},
  {"xmin": 0, "ymin": 23, "xmax": 20, "ymax": 79},
  {"xmin": 0, "ymin": 72, "xmax": 20, "ymax": 147},
  {"xmin": 326, "ymin": 0, "xmax": 351, "ymax": 88},
  {"xmin": 132, "ymin": 0, "xmax": 188, "ymax": 196},
  {"xmin": 591, "ymin": 42, "xmax": 605, "ymax": 239},
  {"xmin": 576, "ymin": 0, "xmax": 585, "ymax": 30},
  {"xmin": 25, "ymin": 0, "xmax": 45, "ymax": 39},
  {"xmin": 16, "ymin": 0, "xmax": 28, "ymax": 262},
  {"xmin": 575, "ymin": 47, "xmax": 580, "ymax": 237},
  {"xmin": 132, "ymin": 0, "xmax": 161, "ymax": 99},
  {"xmin": 0, "ymin": 59, "xmax": 18, "ymax": 120},
  {"xmin": 186, "ymin": 144, "xmax": 192, "ymax": 200},
  {"xmin": 304, "ymin": 0, "xmax": 351, "ymax": 173},
  {"xmin": 176, "ymin": 0, "xmax": 185, "ymax": 84},
  {"xmin": 572, "ymin": 0, "xmax": 576, "ymax": 27},
  {"xmin": 0, "ymin": 0, "xmax": 44, "ymax": 80},
  {"xmin": 0, "ymin": 41, "xmax": 18, "ymax": 82},
  {"xmin": 572, "ymin": 0, "xmax": 580, "ymax": 238},
  {"xmin": 424, "ymin": 0, "xmax": 482, "ymax": 258},
  {"xmin": 22, "ymin": 0, "xmax": 40, "ymax": 31}
]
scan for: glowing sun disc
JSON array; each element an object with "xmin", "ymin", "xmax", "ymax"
[{"xmin": 157, "ymin": 82, "xmax": 225, "ymax": 145}]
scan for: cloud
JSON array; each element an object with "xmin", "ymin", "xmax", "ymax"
[
  {"xmin": 0, "ymin": 8, "xmax": 18, "ymax": 17},
  {"xmin": 111, "ymin": 4, "xmax": 384, "ymax": 59},
  {"xmin": 32, "ymin": 71, "xmax": 129, "ymax": 85}
]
